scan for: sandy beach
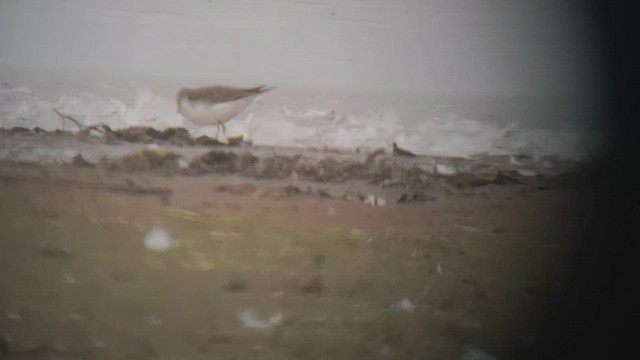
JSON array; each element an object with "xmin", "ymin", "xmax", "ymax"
[{"xmin": 0, "ymin": 130, "xmax": 599, "ymax": 359}]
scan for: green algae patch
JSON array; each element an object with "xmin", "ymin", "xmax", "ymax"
[{"xmin": 164, "ymin": 207, "xmax": 201, "ymax": 221}]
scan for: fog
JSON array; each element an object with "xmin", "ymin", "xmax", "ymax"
[
  {"xmin": 0, "ymin": 0, "xmax": 605, "ymax": 159},
  {"xmin": 0, "ymin": 0, "xmax": 601, "ymax": 95}
]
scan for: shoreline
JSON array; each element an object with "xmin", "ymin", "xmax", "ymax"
[{"xmin": 0, "ymin": 128, "xmax": 597, "ymax": 209}]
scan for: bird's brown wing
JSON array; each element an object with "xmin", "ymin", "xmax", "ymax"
[{"xmin": 186, "ymin": 86, "xmax": 272, "ymax": 104}]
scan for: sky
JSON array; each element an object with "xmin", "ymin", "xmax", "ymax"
[{"xmin": 0, "ymin": 0, "xmax": 603, "ymax": 98}]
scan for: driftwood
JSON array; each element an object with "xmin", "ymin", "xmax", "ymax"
[
  {"xmin": 52, "ymin": 108, "xmax": 83, "ymax": 131},
  {"xmin": 392, "ymin": 142, "xmax": 417, "ymax": 157},
  {"xmin": 52, "ymin": 108, "xmax": 114, "ymax": 136}
]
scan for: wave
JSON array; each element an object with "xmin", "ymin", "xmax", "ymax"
[{"xmin": 0, "ymin": 82, "xmax": 603, "ymax": 162}]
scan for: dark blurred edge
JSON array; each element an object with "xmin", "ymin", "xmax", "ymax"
[{"xmin": 534, "ymin": 2, "xmax": 638, "ymax": 359}]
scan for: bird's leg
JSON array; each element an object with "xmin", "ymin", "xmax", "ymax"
[
  {"xmin": 214, "ymin": 122, "xmax": 223, "ymax": 139},
  {"xmin": 218, "ymin": 122, "xmax": 226, "ymax": 137}
]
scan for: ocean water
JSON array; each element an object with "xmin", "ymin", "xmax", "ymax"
[
  {"xmin": 0, "ymin": 0, "xmax": 604, "ymax": 162},
  {"xmin": 0, "ymin": 73, "xmax": 603, "ymax": 162}
]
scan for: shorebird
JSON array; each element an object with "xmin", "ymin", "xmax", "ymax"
[{"xmin": 176, "ymin": 85, "xmax": 273, "ymax": 137}]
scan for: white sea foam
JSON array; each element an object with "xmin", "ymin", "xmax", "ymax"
[{"xmin": 0, "ymin": 81, "xmax": 603, "ymax": 162}]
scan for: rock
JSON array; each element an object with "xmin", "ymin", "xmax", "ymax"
[
  {"xmin": 517, "ymin": 169, "xmax": 537, "ymax": 177},
  {"xmin": 392, "ymin": 143, "xmax": 417, "ymax": 157},
  {"xmin": 390, "ymin": 297, "xmax": 417, "ymax": 312},
  {"xmin": 215, "ymin": 183, "xmax": 258, "ymax": 195},
  {"xmin": 143, "ymin": 227, "xmax": 174, "ymax": 252},
  {"xmin": 364, "ymin": 194, "xmax": 386, "ymax": 206},
  {"xmin": 223, "ymin": 279, "xmax": 249, "ymax": 292},
  {"xmin": 238, "ymin": 309, "xmax": 283, "ymax": 329},
  {"xmin": 189, "ymin": 151, "xmax": 239, "ymax": 174},
  {"xmin": 435, "ymin": 163, "xmax": 458, "ymax": 176},
  {"xmin": 397, "ymin": 192, "xmax": 436, "ymax": 204},
  {"xmin": 299, "ymin": 275, "xmax": 325, "ymax": 295},
  {"xmin": 39, "ymin": 245, "xmax": 71, "ymax": 258},
  {"xmin": 72, "ymin": 153, "xmax": 93, "ymax": 167}
]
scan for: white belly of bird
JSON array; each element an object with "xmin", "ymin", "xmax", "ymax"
[{"xmin": 179, "ymin": 95, "xmax": 256, "ymax": 125}]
